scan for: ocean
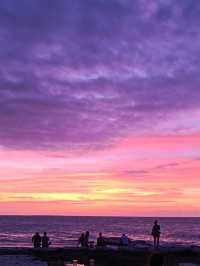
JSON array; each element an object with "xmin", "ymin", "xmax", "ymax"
[{"xmin": 0, "ymin": 216, "xmax": 199, "ymax": 247}]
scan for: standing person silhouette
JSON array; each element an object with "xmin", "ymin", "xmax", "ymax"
[
  {"xmin": 151, "ymin": 220, "xmax": 161, "ymax": 248},
  {"xmin": 78, "ymin": 233, "xmax": 85, "ymax": 247},
  {"xmin": 85, "ymin": 231, "xmax": 90, "ymax": 247}
]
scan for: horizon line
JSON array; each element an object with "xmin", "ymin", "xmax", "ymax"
[{"xmin": 0, "ymin": 214, "xmax": 200, "ymax": 218}]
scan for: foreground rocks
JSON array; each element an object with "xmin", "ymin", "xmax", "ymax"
[{"xmin": 0, "ymin": 246, "xmax": 200, "ymax": 265}]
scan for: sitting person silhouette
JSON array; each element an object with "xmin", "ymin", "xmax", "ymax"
[
  {"xmin": 120, "ymin": 233, "xmax": 129, "ymax": 246},
  {"xmin": 32, "ymin": 232, "xmax": 41, "ymax": 248},
  {"xmin": 42, "ymin": 232, "xmax": 51, "ymax": 248},
  {"xmin": 151, "ymin": 220, "xmax": 161, "ymax": 248},
  {"xmin": 97, "ymin": 232, "xmax": 105, "ymax": 247}
]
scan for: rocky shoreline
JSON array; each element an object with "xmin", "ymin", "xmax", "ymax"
[{"xmin": 0, "ymin": 246, "xmax": 200, "ymax": 265}]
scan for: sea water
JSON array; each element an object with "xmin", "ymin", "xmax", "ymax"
[{"xmin": 0, "ymin": 216, "xmax": 199, "ymax": 247}]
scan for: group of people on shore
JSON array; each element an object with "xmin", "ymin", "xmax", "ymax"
[
  {"xmin": 78, "ymin": 220, "xmax": 161, "ymax": 248},
  {"xmin": 32, "ymin": 220, "xmax": 160, "ymax": 249},
  {"xmin": 32, "ymin": 232, "xmax": 51, "ymax": 248},
  {"xmin": 78, "ymin": 231, "xmax": 107, "ymax": 247},
  {"xmin": 78, "ymin": 231, "xmax": 90, "ymax": 247}
]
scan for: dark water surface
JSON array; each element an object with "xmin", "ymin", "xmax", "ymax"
[{"xmin": 0, "ymin": 216, "xmax": 199, "ymax": 247}]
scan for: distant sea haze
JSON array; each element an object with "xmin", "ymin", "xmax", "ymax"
[{"xmin": 0, "ymin": 216, "xmax": 199, "ymax": 247}]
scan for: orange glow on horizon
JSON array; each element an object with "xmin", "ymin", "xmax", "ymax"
[{"xmin": 0, "ymin": 133, "xmax": 200, "ymax": 216}]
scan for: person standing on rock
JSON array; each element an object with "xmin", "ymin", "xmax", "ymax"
[
  {"xmin": 85, "ymin": 231, "xmax": 90, "ymax": 247},
  {"xmin": 78, "ymin": 233, "xmax": 85, "ymax": 247},
  {"xmin": 151, "ymin": 220, "xmax": 161, "ymax": 248}
]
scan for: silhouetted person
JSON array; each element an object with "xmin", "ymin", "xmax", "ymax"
[
  {"xmin": 120, "ymin": 233, "xmax": 129, "ymax": 246},
  {"xmin": 85, "ymin": 231, "xmax": 90, "ymax": 247},
  {"xmin": 151, "ymin": 220, "xmax": 160, "ymax": 248},
  {"xmin": 32, "ymin": 232, "xmax": 41, "ymax": 248},
  {"xmin": 78, "ymin": 233, "xmax": 85, "ymax": 247},
  {"xmin": 97, "ymin": 232, "xmax": 105, "ymax": 247},
  {"xmin": 42, "ymin": 232, "xmax": 50, "ymax": 248}
]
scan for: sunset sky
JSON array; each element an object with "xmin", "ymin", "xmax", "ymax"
[{"xmin": 0, "ymin": 0, "xmax": 200, "ymax": 216}]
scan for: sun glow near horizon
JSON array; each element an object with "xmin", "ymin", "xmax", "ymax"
[{"xmin": 0, "ymin": 133, "xmax": 200, "ymax": 216}]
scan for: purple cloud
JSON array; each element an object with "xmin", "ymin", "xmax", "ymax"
[{"xmin": 0, "ymin": 0, "xmax": 200, "ymax": 150}]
